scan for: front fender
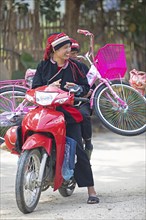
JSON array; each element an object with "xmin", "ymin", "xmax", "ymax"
[
  {"xmin": 22, "ymin": 133, "xmax": 64, "ymax": 191},
  {"xmin": 22, "ymin": 133, "xmax": 52, "ymax": 155}
]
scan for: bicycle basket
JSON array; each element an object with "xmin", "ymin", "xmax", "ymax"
[{"xmin": 94, "ymin": 44, "xmax": 127, "ymax": 80}]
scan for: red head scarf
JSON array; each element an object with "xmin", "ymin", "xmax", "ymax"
[
  {"xmin": 44, "ymin": 33, "xmax": 71, "ymax": 60},
  {"xmin": 70, "ymin": 38, "xmax": 80, "ymax": 52}
]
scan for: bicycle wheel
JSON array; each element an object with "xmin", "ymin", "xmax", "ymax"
[
  {"xmin": 93, "ymin": 81, "xmax": 146, "ymax": 136},
  {"xmin": 0, "ymin": 86, "xmax": 27, "ymax": 142}
]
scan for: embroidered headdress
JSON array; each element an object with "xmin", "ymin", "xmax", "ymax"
[
  {"xmin": 44, "ymin": 33, "xmax": 71, "ymax": 60},
  {"xmin": 70, "ymin": 38, "xmax": 80, "ymax": 52}
]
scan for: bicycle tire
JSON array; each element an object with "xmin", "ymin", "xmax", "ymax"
[
  {"xmin": 0, "ymin": 86, "xmax": 27, "ymax": 142},
  {"xmin": 93, "ymin": 81, "xmax": 146, "ymax": 136}
]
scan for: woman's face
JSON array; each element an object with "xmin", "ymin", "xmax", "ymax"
[
  {"xmin": 70, "ymin": 50, "xmax": 78, "ymax": 59},
  {"xmin": 53, "ymin": 43, "xmax": 71, "ymax": 61}
]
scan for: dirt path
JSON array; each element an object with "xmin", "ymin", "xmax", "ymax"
[{"xmin": 0, "ymin": 131, "xmax": 145, "ymax": 220}]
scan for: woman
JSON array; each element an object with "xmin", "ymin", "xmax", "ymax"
[
  {"xmin": 69, "ymin": 37, "xmax": 95, "ymax": 160},
  {"xmin": 32, "ymin": 32, "xmax": 99, "ymax": 204}
]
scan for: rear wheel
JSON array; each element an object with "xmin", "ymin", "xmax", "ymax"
[
  {"xmin": 58, "ymin": 177, "xmax": 76, "ymax": 197},
  {"xmin": 15, "ymin": 149, "xmax": 42, "ymax": 214},
  {"xmin": 0, "ymin": 86, "xmax": 27, "ymax": 142},
  {"xmin": 93, "ymin": 81, "xmax": 146, "ymax": 136}
]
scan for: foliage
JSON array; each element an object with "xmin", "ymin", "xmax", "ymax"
[
  {"xmin": 20, "ymin": 52, "xmax": 38, "ymax": 69},
  {"xmin": 84, "ymin": 0, "xmax": 99, "ymax": 9},
  {"xmin": 40, "ymin": 0, "xmax": 61, "ymax": 21},
  {"xmin": 82, "ymin": 0, "xmax": 121, "ymax": 12},
  {"xmin": 1, "ymin": 0, "xmax": 145, "ymax": 71},
  {"xmin": 12, "ymin": 52, "xmax": 38, "ymax": 80},
  {"xmin": 4, "ymin": 0, "xmax": 61, "ymax": 20},
  {"xmin": 14, "ymin": 1, "xmax": 29, "ymax": 14},
  {"xmin": 121, "ymin": 0, "xmax": 146, "ymax": 35},
  {"xmin": 12, "ymin": 70, "xmax": 25, "ymax": 80},
  {"xmin": 4, "ymin": 0, "xmax": 29, "ymax": 14}
]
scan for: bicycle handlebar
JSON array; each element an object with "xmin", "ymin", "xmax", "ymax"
[
  {"xmin": 77, "ymin": 29, "xmax": 95, "ymax": 62},
  {"xmin": 76, "ymin": 55, "xmax": 87, "ymax": 61},
  {"xmin": 77, "ymin": 29, "xmax": 93, "ymax": 36}
]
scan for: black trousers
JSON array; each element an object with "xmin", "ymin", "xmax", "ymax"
[
  {"xmin": 66, "ymin": 123, "xmax": 94, "ymax": 187},
  {"xmin": 78, "ymin": 103, "xmax": 92, "ymax": 140}
]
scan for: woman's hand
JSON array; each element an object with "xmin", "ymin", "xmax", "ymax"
[
  {"xmin": 64, "ymin": 82, "xmax": 83, "ymax": 96},
  {"xmin": 50, "ymin": 79, "xmax": 61, "ymax": 88},
  {"xmin": 64, "ymin": 82, "xmax": 76, "ymax": 89}
]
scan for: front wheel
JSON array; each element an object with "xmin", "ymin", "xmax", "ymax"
[
  {"xmin": 93, "ymin": 81, "xmax": 146, "ymax": 136},
  {"xmin": 15, "ymin": 149, "xmax": 42, "ymax": 214}
]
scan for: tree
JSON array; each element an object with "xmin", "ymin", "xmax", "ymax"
[
  {"xmin": 121, "ymin": 0, "xmax": 146, "ymax": 69},
  {"xmin": 0, "ymin": 0, "xmax": 5, "ymax": 32},
  {"xmin": 64, "ymin": 0, "xmax": 84, "ymax": 38},
  {"xmin": 121, "ymin": 0, "xmax": 146, "ymax": 35},
  {"xmin": 40, "ymin": 0, "xmax": 61, "ymax": 22}
]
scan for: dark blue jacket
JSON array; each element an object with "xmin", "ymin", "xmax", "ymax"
[{"xmin": 32, "ymin": 58, "xmax": 90, "ymax": 123}]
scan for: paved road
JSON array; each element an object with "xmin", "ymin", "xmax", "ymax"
[{"xmin": 0, "ymin": 131, "xmax": 145, "ymax": 220}]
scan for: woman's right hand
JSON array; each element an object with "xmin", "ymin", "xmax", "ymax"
[{"xmin": 50, "ymin": 79, "xmax": 61, "ymax": 88}]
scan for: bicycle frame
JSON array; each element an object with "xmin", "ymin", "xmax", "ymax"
[
  {"xmin": 90, "ymin": 80, "xmax": 126, "ymax": 109},
  {"xmin": 0, "ymin": 79, "xmax": 26, "ymax": 88}
]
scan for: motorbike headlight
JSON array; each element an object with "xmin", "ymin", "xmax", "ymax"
[{"xmin": 35, "ymin": 91, "xmax": 58, "ymax": 106}]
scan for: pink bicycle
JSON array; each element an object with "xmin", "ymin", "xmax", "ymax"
[
  {"xmin": 0, "ymin": 69, "xmax": 36, "ymax": 143},
  {"xmin": 77, "ymin": 29, "xmax": 146, "ymax": 136},
  {"xmin": 0, "ymin": 30, "xmax": 146, "ymax": 143}
]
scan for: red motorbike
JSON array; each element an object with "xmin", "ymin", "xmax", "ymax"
[{"xmin": 4, "ymin": 85, "xmax": 87, "ymax": 214}]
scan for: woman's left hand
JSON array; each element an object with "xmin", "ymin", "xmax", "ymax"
[{"xmin": 64, "ymin": 82, "xmax": 76, "ymax": 89}]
